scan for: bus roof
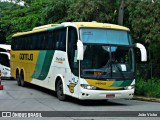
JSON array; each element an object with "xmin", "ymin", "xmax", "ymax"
[
  {"xmin": 12, "ymin": 22, "xmax": 130, "ymax": 37},
  {"xmin": 0, "ymin": 44, "xmax": 11, "ymax": 50},
  {"xmin": 71, "ymin": 22, "xmax": 129, "ymax": 31}
]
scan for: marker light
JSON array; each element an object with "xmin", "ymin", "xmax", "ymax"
[{"xmin": 124, "ymin": 85, "xmax": 135, "ymax": 90}]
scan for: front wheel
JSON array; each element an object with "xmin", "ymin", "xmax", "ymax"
[{"xmin": 56, "ymin": 80, "xmax": 66, "ymax": 101}]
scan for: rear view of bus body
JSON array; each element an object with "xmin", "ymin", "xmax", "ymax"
[{"xmin": 0, "ymin": 44, "xmax": 11, "ymax": 79}]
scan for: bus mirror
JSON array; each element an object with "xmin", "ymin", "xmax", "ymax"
[
  {"xmin": 77, "ymin": 40, "xmax": 84, "ymax": 60},
  {"xmin": 134, "ymin": 43, "xmax": 147, "ymax": 62}
]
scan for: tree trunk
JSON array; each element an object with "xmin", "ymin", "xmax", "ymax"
[{"xmin": 118, "ymin": 0, "xmax": 124, "ymax": 25}]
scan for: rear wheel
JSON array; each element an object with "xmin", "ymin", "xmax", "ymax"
[
  {"xmin": 16, "ymin": 72, "xmax": 21, "ymax": 86},
  {"xmin": 56, "ymin": 80, "xmax": 66, "ymax": 101},
  {"xmin": 20, "ymin": 71, "xmax": 26, "ymax": 87}
]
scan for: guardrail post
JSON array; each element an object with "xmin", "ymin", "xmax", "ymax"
[{"xmin": 0, "ymin": 70, "xmax": 3, "ymax": 90}]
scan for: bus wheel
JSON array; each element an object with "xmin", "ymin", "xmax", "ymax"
[
  {"xmin": 20, "ymin": 72, "xmax": 26, "ymax": 87},
  {"xmin": 16, "ymin": 72, "xmax": 21, "ymax": 86},
  {"xmin": 56, "ymin": 80, "xmax": 66, "ymax": 101}
]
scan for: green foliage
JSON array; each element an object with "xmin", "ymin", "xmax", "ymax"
[
  {"xmin": 67, "ymin": 0, "xmax": 119, "ymax": 23},
  {"xmin": 0, "ymin": 0, "xmax": 47, "ymax": 43},
  {"xmin": 0, "ymin": 30, "xmax": 6, "ymax": 43},
  {"xmin": 125, "ymin": 1, "xmax": 160, "ymax": 80},
  {"xmin": 125, "ymin": 1, "xmax": 160, "ymax": 44},
  {"xmin": 135, "ymin": 78, "xmax": 160, "ymax": 97},
  {"xmin": 41, "ymin": 0, "xmax": 120, "ymax": 23},
  {"xmin": 41, "ymin": 0, "xmax": 72, "ymax": 24}
]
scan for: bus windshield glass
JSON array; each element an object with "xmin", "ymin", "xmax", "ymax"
[
  {"xmin": 80, "ymin": 28, "xmax": 135, "ymax": 80},
  {"xmin": 80, "ymin": 28, "xmax": 131, "ymax": 45}
]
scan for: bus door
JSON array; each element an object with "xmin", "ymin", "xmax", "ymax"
[{"xmin": 67, "ymin": 27, "xmax": 79, "ymax": 97}]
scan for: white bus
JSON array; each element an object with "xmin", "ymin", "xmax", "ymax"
[
  {"xmin": 11, "ymin": 22, "xmax": 147, "ymax": 100},
  {"xmin": 0, "ymin": 44, "xmax": 11, "ymax": 79}
]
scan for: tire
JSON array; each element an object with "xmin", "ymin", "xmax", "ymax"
[
  {"xmin": 56, "ymin": 80, "xmax": 66, "ymax": 101},
  {"xmin": 16, "ymin": 72, "xmax": 21, "ymax": 86},
  {"xmin": 20, "ymin": 72, "xmax": 26, "ymax": 87}
]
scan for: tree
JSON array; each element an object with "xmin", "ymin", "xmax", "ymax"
[
  {"xmin": 41, "ymin": 0, "xmax": 71, "ymax": 24},
  {"xmin": 125, "ymin": 0, "xmax": 160, "ymax": 78},
  {"xmin": 0, "ymin": 30, "xmax": 6, "ymax": 43},
  {"xmin": 0, "ymin": 0, "xmax": 47, "ymax": 43},
  {"xmin": 67, "ymin": 0, "xmax": 119, "ymax": 23},
  {"xmin": 40, "ymin": 0, "xmax": 120, "ymax": 24},
  {"xmin": 118, "ymin": 0, "xmax": 124, "ymax": 25}
]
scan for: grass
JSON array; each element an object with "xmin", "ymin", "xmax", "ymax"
[{"xmin": 135, "ymin": 78, "xmax": 160, "ymax": 98}]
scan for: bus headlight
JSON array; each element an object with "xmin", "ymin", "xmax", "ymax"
[
  {"xmin": 81, "ymin": 84, "xmax": 96, "ymax": 90},
  {"xmin": 124, "ymin": 85, "xmax": 135, "ymax": 90}
]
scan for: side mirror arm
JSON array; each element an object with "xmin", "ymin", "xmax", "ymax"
[
  {"xmin": 77, "ymin": 40, "xmax": 84, "ymax": 60},
  {"xmin": 134, "ymin": 43, "xmax": 147, "ymax": 62}
]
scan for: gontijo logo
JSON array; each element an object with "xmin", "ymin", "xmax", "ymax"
[{"xmin": 19, "ymin": 53, "xmax": 33, "ymax": 61}]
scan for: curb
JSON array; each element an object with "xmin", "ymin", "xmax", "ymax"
[{"xmin": 133, "ymin": 96, "xmax": 160, "ymax": 103}]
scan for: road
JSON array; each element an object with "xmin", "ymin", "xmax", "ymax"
[{"xmin": 0, "ymin": 80, "xmax": 159, "ymax": 120}]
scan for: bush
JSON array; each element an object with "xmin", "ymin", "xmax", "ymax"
[{"xmin": 135, "ymin": 78, "xmax": 160, "ymax": 98}]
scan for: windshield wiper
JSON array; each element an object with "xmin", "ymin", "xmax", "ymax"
[
  {"xmin": 112, "ymin": 60, "xmax": 126, "ymax": 80},
  {"xmin": 96, "ymin": 59, "xmax": 111, "ymax": 79}
]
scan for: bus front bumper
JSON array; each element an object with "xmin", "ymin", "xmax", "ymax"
[{"xmin": 78, "ymin": 88, "xmax": 134, "ymax": 100}]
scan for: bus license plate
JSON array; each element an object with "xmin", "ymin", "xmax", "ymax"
[{"xmin": 106, "ymin": 94, "xmax": 115, "ymax": 98}]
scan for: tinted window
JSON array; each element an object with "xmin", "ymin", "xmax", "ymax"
[
  {"xmin": 12, "ymin": 28, "xmax": 67, "ymax": 51},
  {"xmin": 0, "ymin": 53, "xmax": 10, "ymax": 67}
]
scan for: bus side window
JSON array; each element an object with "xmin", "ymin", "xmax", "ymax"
[
  {"xmin": 30, "ymin": 35, "xmax": 33, "ymax": 49},
  {"xmin": 40, "ymin": 32, "xmax": 48, "ymax": 50},
  {"xmin": 38, "ymin": 33, "xmax": 42, "ymax": 50},
  {"xmin": 44, "ymin": 32, "xmax": 49, "ymax": 49},
  {"xmin": 28, "ymin": 36, "xmax": 31, "ymax": 50},
  {"xmin": 33, "ymin": 34, "xmax": 37, "ymax": 50},
  {"xmin": 59, "ymin": 28, "xmax": 66, "ymax": 51},
  {"xmin": 22, "ymin": 36, "xmax": 26, "ymax": 50},
  {"xmin": 16, "ymin": 37, "xmax": 20, "ymax": 50},
  {"xmin": 11, "ymin": 38, "xmax": 15, "ymax": 50},
  {"xmin": 55, "ymin": 28, "xmax": 66, "ymax": 51},
  {"xmin": 24, "ymin": 36, "xmax": 27, "ymax": 50},
  {"xmin": 53, "ymin": 31, "xmax": 59, "ymax": 50},
  {"xmin": 48, "ymin": 32, "xmax": 53, "ymax": 50}
]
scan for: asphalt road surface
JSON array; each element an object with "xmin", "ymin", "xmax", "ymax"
[{"xmin": 0, "ymin": 80, "xmax": 159, "ymax": 120}]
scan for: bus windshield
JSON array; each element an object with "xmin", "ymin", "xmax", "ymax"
[
  {"xmin": 80, "ymin": 28, "xmax": 131, "ymax": 45},
  {"xmin": 80, "ymin": 28, "xmax": 135, "ymax": 80}
]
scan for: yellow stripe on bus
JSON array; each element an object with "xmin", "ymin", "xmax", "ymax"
[{"xmin": 85, "ymin": 79, "xmax": 123, "ymax": 90}]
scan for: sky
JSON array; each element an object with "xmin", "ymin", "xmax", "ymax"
[{"xmin": 0, "ymin": 0, "xmax": 25, "ymax": 6}]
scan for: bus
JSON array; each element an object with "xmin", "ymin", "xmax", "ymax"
[
  {"xmin": 0, "ymin": 44, "xmax": 11, "ymax": 79},
  {"xmin": 11, "ymin": 22, "xmax": 147, "ymax": 100}
]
